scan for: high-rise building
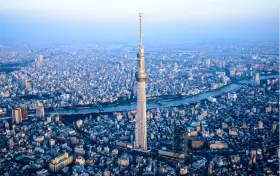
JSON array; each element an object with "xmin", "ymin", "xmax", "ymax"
[
  {"xmin": 20, "ymin": 74, "xmax": 27, "ymax": 88},
  {"xmin": 174, "ymin": 63, "xmax": 178, "ymax": 72},
  {"xmin": 188, "ymin": 70, "xmax": 193, "ymax": 80},
  {"xmin": 35, "ymin": 55, "xmax": 43, "ymax": 66},
  {"xmin": 26, "ymin": 80, "xmax": 32, "ymax": 90},
  {"xmin": 206, "ymin": 59, "xmax": 211, "ymax": 68},
  {"xmin": 38, "ymin": 54, "xmax": 43, "ymax": 62},
  {"xmin": 252, "ymin": 72, "xmax": 260, "ymax": 86},
  {"xmin": 217, "ymin": 60, "xmax": 226, "ymax": 69},
  {"xmin": 135, "ymin": 13, "xmax": 148, "ymax": 151},
  {"xmin": 229, "ymin": 67, "xmax": 237, "ymax": 77},
  {"xmin": 20, "ymin": 105, "xmax": 28, "ymax": 120},
  {"xmin": 36, "ymin": 104, "xmax": 45, "ymax": 118},
  {"xmin": 173, "ymin": 126, "xmax": 188, "ymax": 156},
  {"xmin": 12, "ymin": 108, "xmax": 22, "ymax": 124}
]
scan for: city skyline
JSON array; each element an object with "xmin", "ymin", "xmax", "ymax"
[
  {"xmin": 0, "ymin": 1, "xmax": 279, "ymax": 175},
  {"xmin": 0, "ymin": 0, "xmax": 278, "ymax": 44}
]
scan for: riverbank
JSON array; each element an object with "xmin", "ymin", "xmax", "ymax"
[
  {"xmin": 53, "ymin": 83, "xmax": 242, "ymax": 115},
  {"xmin": 0, "ymin": 74, "xmax": 278, "ymax": 119}
]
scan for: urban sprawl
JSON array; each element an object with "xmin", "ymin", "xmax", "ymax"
[{"xmin": 0, "ymin": 39, "xmax": 279, "ymax": 175}]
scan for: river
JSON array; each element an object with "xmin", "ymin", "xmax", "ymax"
[
  {"xmin": 0, "ymin": 75, "xmax": 278, "ymax": 119},
  {"xmin": 57, "ymin": 83, "xmax": 242, "ymax": 115},
  {"xmin": 55, "ymin": 75, "xmax": 278, "ymax": 115}
]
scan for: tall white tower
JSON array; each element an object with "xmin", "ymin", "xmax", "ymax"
[{"xmin": 135, "ymin": 13, "xmax": 148, "ymax": 151}]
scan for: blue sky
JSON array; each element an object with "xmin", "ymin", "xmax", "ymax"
[{"xmin": 0, "ymin": 0, "xmax": 278, "ymax": 44}]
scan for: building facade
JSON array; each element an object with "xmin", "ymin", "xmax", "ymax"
[
  {"xmin": 12, "ymin": 108, "xmax": 22, "ymax": 124},
  {"xmin": 49, "ymin": 152, "xmax": 73, "ymax": 172},
  {"xmin": 36, "ymin": 104, "xmax": 45, "ymax": 118}
]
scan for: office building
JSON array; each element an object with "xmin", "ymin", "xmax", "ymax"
[
  {"xmin": 38, "ymin": 54, "xmax": 43, "ymax": 62},
  {"xmin": 36, "ymin": 104, "xmax": 45, "ymax": 118},
  {"xmin": 217, "ymin": 60, "xmax": 226, "ymax": 69},
  {"xmin": 20, "ymin": 105, "xmax": 28, "ymax": 120},
  {"xmin": 252, "ymin": 72, "xmax": 260, "ymax": 86},
  {"xmin": 26, "ymin": 80, "xmax": 32, "ymax": 90},
  {"xmin": 158, "ymin": 126, "xmax": 188, "ymax": 163},
  {"xmin": 12, "ymin": 108, "xmax": 22, "ymax": 124},
  {"xmin": 20, "ymin": 74, "xmax": 27, "ymax": 88},
  {"xmin": 135, "ymin": 13, "xmax": 148, "ymax": 151},
  {"xmin": 173, "ymin": 126, "xmax": 188, "ymax": 156},
  {"xmin": 206, "ymin": 59, "xmax": 211, "ymax": 68},
  {"xmin": 49, "ymin": 153, "xmax": 73, "ymax": 172}
]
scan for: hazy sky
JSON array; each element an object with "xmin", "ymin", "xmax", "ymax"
[{"xmin": 0, "ymin": 0, "xmax": 278, "ymax": 44}]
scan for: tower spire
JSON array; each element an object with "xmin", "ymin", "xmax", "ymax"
[{"xmin": 139, "ymin": 13, "xmax": 143, "ymax": 46}]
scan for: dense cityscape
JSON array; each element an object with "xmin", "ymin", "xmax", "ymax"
[
  {"xmin": 0, "ymin": 0, "xmax": 279, "ymax": 175},
  {"xmin": 0, "ymin": 41, "xmax": 278, "ymax": 113},
  {"xmin": 0, "ymin": 38, "xmax": 279, "ymax": 175}
]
